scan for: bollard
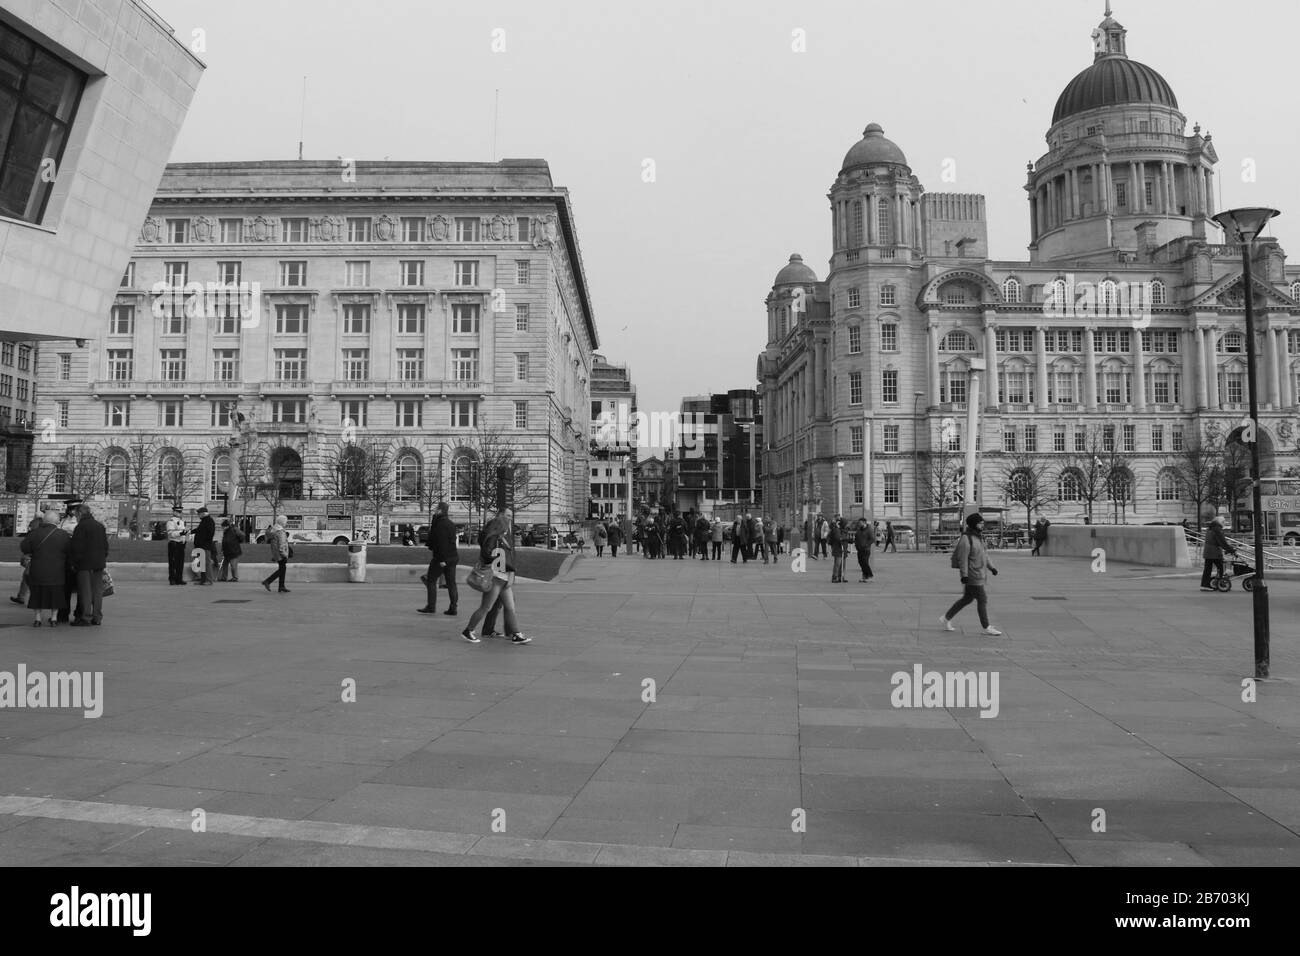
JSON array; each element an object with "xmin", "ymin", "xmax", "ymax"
[{"xmin": 347, "ymin": 542, "xmax": 366, "ymax": 583}]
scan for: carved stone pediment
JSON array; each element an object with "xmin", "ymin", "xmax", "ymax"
[
  {"xmin": 248, "ymin": 216, "xmax": 275, "ymax": 242},
  {"xmin": 191, "ymin": 216, "xmax": 214, "ymax": 241},
  {"xmin": 139, "ymin": 217, "xmax": 162, "ymax": 243},
  {"xmin": 374, "ymin": 215, "xmax": 398, "ymax": 241},
  {"xmin": 430, "ymin": 215, "xmax": 450, "ymax": 241},
  {"xmin": 314, "ymin": 216, "xmax": 342, "ymax": 241}
]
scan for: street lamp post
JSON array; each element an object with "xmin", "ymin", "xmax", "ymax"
[
  {"xmin": 836, "ymin": 460, "xmax": 844, "ymax": 516},
  {"xmin": 913, "ymin": 391, "xmax": 925, "ymax": 551},
  {"xmin": 1213, "ymin": 207, "xmax": 1279, "ymax": 679}
]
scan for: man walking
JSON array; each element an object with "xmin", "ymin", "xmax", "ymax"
[
  {"xmin": 854, "ymin": 518, "xmax": 874, "ymax": 582},
  {"xmin": 69, "ymin": 505, "xmax": 108, "ymax": 626},
  {"xmin": 193, "ymin": 507, "xmax": 217, "ymax": 585},
  {"xmin": 1199, "ymin": 515, "xmax": 1236, "ymax": 591},
  {"xmin": 829, "ymin": 517, "xmax": 845, "ymax": 583},
  {"xmin": 420, "ymin": 501, "xmax": 460, "ymax": 614},
  {"xmin": 608, "ymin": 520, "xmax": 623, "ymax": 557},
  {"xmin": 939, "ymin": 513, "xmax": 1003, "ymax": 635},
  {"xmin": 219, "ymin": 519, "xmax": 242, "ymax": 581},
  {"xmin": 261, "ymin": 520, "xmax": 291, "ymax": 593},
  {"xmin": 884, "ymin": 521, "xmax": 897, "ymax": 553},
  {"xmin": 165, "ymin": 506, "xmax": 186, "ymax": 585}
]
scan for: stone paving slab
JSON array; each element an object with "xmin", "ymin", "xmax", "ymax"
[{"xmin": 1, "ymin": 549, "xmax": 1297, "ymax": 866}]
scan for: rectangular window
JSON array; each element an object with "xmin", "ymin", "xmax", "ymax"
[
  {"xmin": 164, "ymin": 261, "xmax": 188, "ymax": 288},
  {"xmin": 271, "ymin": 400, "xmax": 307, "ymax": 424},
  {"xmin": 120, "ymin": 263, "xmax": 135, "ymax": 288},
  {"xmin": 1144, "ymin": 181, "xmax": 1154, "ymax": 206},
  {"xmin": 213, "ymin": 292, "xmax": 241, "ymax": 334},
  {"xmin": 395, "ymin": 304, "xmax": 425, "ymax": 335},
  {"xmin": 883, "ymin": 424, "xmax": 899, "ymax": 453},
  {"xmin": 1151, "ymin": 424, "xmax": 1164, "ymax": 452},
  {"xmin": 515, "ymin": 304, "xmax": 529, "ymax": 332},
  {"xmin": 104, "ymin": 401, "xmax": 130, "ymax": 427},
  {"xmin": 454, "ymin": 261, "xmax": 479, "ymax": 286},
  {"xmin": 1053, "ymin": 426, "xmax": 1066, "ymax": 452},
  {"xmin": 848, "ymin": 326, "xmax": 861, "ymax": 354},
  {"xmin": 340, "ymin": 400, "xmax": 367, "ymax": 428},
  {"xmin": 516, "ymin": 261, "xmax": 530, "ymax": 284},
  {"xmin": 220, "ymin": 218, "xmax": 243, "ymax": 243},
  {"xmin": 17, "ymin": 345, "xmax": 30, "ymax": 371},
  {"xmin": 850, "ymin": 425, "xmax": 864, "ymax": 455},
  {"xmin": 1172, "ymin": 425, "xmax": 1184, "ymax": 452},
  {"xmin": 1024, "ymin": 425, "xmax": 1037, "ymax": 452},
  {"xmin": 0, "ymin": 374, "xmax": 13, "ymax": 397},
  {"xmin": 1116, "ymin": 182, "xmax": 1127, "ymax": 207},
  {"xmin": 516, "ymin": 216, "xmax": 530, "ymax": 241},
  {"xmin": 166, "ymin": 219, "xmax": 188, "ymax": 243},
  {"xmin": 947, "ymin": 426, "xmax": 961, "ymax": 453},
  {"xmin": 397, "ymin": 348, "xmax": 424, "ymax": 381},
  {"xmin": 1103, "ymin": 425, "xmax": 1116, "ymax": 452},
  {"xmin": 345, "ymin": 261, "xmax": 370, "ymax": 287},
  {"xmin": 279, "ymin": 261, "xmax": 307, "ymax": 286},
  {"xmin": 159, "ymin": 349, "xmax": 186, "ymax": 381},
  {"xmin": 1122, "ymin": 423, "xmax": 1136, "ymax": 452},
  {"xmin": 455, "ymin": 217, "xmax": 480, "ymax": 242},
  {"xmin": 0, "ymin": 20, "xmax": 85, "ymax": 223},
  {"xmin": 274, "ymin": 348, "xmax": 307, "ymax": 380},
  {"xmin": 452, "ymin": 349, "xmax": 478, "ymax": 382},
  {"xmin": 514, "ymin": 401, "xmax": 528, "ymax": 429},
  {"xmin": 515, "ymin": 352, "xmax": 529, "ymax": 381},
  {"xmin": 343, "ymin": 348, "xmax": 369, "ymax": 380},
  {"xmin": 883, "ymin": 474, "xmax": 901, "ymax": 505},
  {"xmin": 452, "ymin": 303, "xmax": 480, "ymax": 334},
  {"xmin": 160, "ymin": 400, "xmax": 184, "ymax": 428},
  {"xmin": 849, "ymin": 371, "xmax": 862, "ymax": 406},
  {"xmin": 400, "ymin": 260, "xmax": 424, "ymax": 287},
  {"xmin": 1003, "ymin": 429, "xmax": 1017, "ymax": 453},
  {"xmin": 275, "ymin": 305, "xmax": 308, "ymax": 334},
  {"xmin": 107, "ymin": 349, "xmax": 133, "ymax": 381},
  {"xmin": 57, "ymin": 400, "xmax": 69, "ymax": 428},
  {"xmin": 1153, "ymin": 378, "xmax": 1169, "ymax": 403},
  {"xmin": 882, "ymin": 370, "xmax": 898, "ymax": 404},
  {"xmin": 211, "ymin": 402, "xmax": 232, "ymax": 428},
  {"xmin": 396, "ymin": 400, "xmax": 424, "ymax": 428},
  {"xmin": 450, "ymin": 400, "xmax": 477, "ymax": 428},
  {"xmin": 347, "ymin": 217, "xmax": 371, "ymax": 242},
  {"xmin": 217, "ymin": 261, "xmax": 241, "ymax": 286},
  {"xmin": 879, "ymin": 285, "xmax": 896, "ymax": 306},
  {"xmin": 1074, "ymin": 428, "xmax": 1087, "ymax": 452},
  {"xmin": 1226, "ymin": 373, "xmax": 1244, "ymax": 404},
  {"xmin": 17, "ymin": 380, "xmax": 29, "ymax": 402},
  {"xmin": 213, "ymin": 349, "xmax": 239, "ymax": 381},
  {"xmin": 852, "ymin": 475, "xmax": 864, "ymax": 505},
  {"xmin": 847, "ymin": 288, "xmax": 860, "ymax": 308},
  {"xmin": 401, "ymin": 217, "xmax": 425, "ymax": 242},
  {"xmin": 342, "ymin": 304, "xmax": 371, "ymax": 334},
  {"xmin": 281, "ymin": 218, "xmax": 308, "ymax": 242},
  {"xmin": 111, "ymin": 305, "xmax": 136, "ymax": 335},
  {"xmin": 947, "ymin": 375, "xmax": 967, "ymax": 405},
  {"xmin": 880, "ymin": 324, "xmax": 897, "ymax": 352}
]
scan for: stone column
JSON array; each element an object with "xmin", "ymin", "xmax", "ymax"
[
  {"xmin": 1265, "ymin": 324, "xmax": 1279, "ymax": 409},
  {"xmin": 1029, "ymin": 195, "xmax": 1039, "ymax": 242},
  {"xmin": 928, "ymin": 322, "xmax": 941, "ymax": 407},
  {"xmin": 1184, "ymin": 328, "xmax": 1200, "ymax": 413},
  {"xmin": 1035, "ymin": 326, "xmax": 1050, "ymax": 412},
  {"xmin": 1084, "ymin": 327, "xmax": 1098, "ymax": 411},
  {"xmin": 1132, "ymin": 327, "xmax": 1147, "ymax": 410},
  {"xmin": 1278, "ymin": 329, "xmax": 1293, "ymax": 410},
  {"xmin": 1204, "ymin": 328, "xmax": 1219, "ymax": 410},
  {"xmin": 1070, "ymin": 167, "xmax": 1080, "ymax": 219},
  {"xmin": 866, "ymin": 194, "xmax": 877, "ymax": 245},
  {"xmin": 1205, "ymin": 169, "xmax": 1215, "ymax": 218},
  {"xmin": 815, "ymin": 338, "xmax": 827, "ymax": 419},
  {"xmin": 806, "ymin": 349, "xmax": 815, "ymax": 419},
  {"xmin": 984, "ymin": 315, "xmax": 998, "ymax": 409}
]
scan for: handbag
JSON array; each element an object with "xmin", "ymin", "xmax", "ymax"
[
  {"xmin": 102, "ymin": 570, "xmax": 115, "ymax": 597},
  {"xmin": 465, "ymin": 561, "xmax": 491, "ymax": 593}
]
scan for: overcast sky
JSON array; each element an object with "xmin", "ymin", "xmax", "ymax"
[{"xmin": 149, "ymin": 0, "xmax": 1300, "ymax": 436}]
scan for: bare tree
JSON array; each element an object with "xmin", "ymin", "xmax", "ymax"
[
  {"xmin": 459, "ymin": 426, "xmax": 545, "ymax": 526},
  {"xmin": 1099, "ymin": 431, "xmax": 1137, "ymax": 524},
  {"xmin": 317, "ymin": 439, "xmax": 367, "ymax": 520},
  {"xmin": 118, "ymin": 432, "xmax": 162, "ymax": 538},
  {"xmin": 1000, "ymin": 450, "xmax": 1056, "ymax": 529},
  {"xmin": 63, "ymin": 445, "xmax": 103, "ymax": 502},
  {"xmin": 1166, "ymin": 426, "xmax": 1222, "ymax": 529},
  {"xmin": 1058, "ymin": 425, "xmax": 1110, "ymax": 522}
]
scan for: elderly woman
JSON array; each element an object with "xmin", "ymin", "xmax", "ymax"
[
  {"xmin": 20, "ymin": 510, "xmax": 72, "ymax": 627},
  {"xmin": 10, "ymin": 516, "xmax": 42, "ymax": 606},
  {"xmin": 462, "ymin": 511, "xmax": 530, "ymax": 645}
]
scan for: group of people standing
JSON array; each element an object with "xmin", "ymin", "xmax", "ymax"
[
  {"xmin": 13, "ymin": 506, "xmax": 109, "ymax": 627},
  {"xmin": 165, "ymin": 506, "xmax": 248, "ymax": 586}
]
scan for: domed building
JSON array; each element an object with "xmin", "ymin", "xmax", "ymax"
[{"xmin": 757, "ymin": 5, "xmax": 1300, "ymax": 541}]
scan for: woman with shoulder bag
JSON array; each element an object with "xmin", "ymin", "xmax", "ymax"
[
  {"xmin": 462, "ymin": 511, "xmax": 530, "ymax": 645},
  {"xmin": 20, "ymin": 511, "xmax": 72, "ymax": 627}
]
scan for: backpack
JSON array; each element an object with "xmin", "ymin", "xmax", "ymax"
[{"xmin": 950, "ymin": 535, "xmax": 964, "ymax": 570}]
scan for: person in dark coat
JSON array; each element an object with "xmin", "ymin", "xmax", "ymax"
[
  {"xmin": 69, "ymin": 505, "xmax": 109, "ymax": 626},
  {"xmin": 10, "ymin": 516, "xmax": 42, "ymax": 605},
  {"xmin": 420, "ymin": 501, "xmax": 460, "ymax": 615},
  {"xmin": 193, "ymin": 507, "xmax": 217, "ymax": 584},
  {"xmin": 1200, "ymin": 516, "xmax": 1237, "ymax": 591},
  {"xmin": 854, "ymin": 519, "xmax": 874, "ymax": 582},
  {"xmin": 607, "ymin": 520, "xmax": 623, "ymax": 557},
  {"xmin": 21, "ymin": 510, "xmax": 71, "ymax": 627},
  {"xmin": 219, "ymin": 520, "xmax": 243, "ymax": 581},
  {"xmin": 829, "ymin": 518, "xmax": 845, "ymax": 583},
  {"xmin": 463, "ymin": 511, "xmax": 529, "ymax": 644}
]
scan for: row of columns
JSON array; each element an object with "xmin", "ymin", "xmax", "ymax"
[
  {"xmin": 831, "ymin": 192, "xmax": 921, "ymax": 250},
  {"xmin": 1030, "ymin": 160, "xmax": 1214, "ymax": 237}
]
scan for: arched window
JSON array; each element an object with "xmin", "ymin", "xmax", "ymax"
[
  {"xmin": 1155, "ymin": 469, "xmax": 1180, "ymax": 501},
  {"xmin": 395, "ymin": 453, "xmax": 421, "ymax": 502},
  {"xmin": 1107, "ymin": 467, "xmax": 1134, "ymax": 503},
  {"xmin": 1219, "ymin": 332, "xmax": 1244, "ymax": 353},
  {"xmin": 1048, "ymin": 278, "xmax": 1068, "ymax": 309},
  {"xmin": 1058, "ymin": 469, "xmax": 1082, "ymax": 502},
  {"xmin": 104, "ymin": 452, "xmax": 128, "ymax": 495},
  {"xmin": 269, "ymin": 447, "xmax": 304, "ymax": 499},
  {"xmin": 942, "ymin": 282, "xmax": 970, "ymax": 306},
  {"xmin": 941, "ymin": 330, "xmax": 976, "ymax": 352},
  {"xmin": 1001, "ymin": 277, "xmax": 1022, "ymax": 303},
  {"xmin": 1150, "ymin": 278, "xmax": 1166, "ymax": 305},
  {"xmin": 210, "ymin": 452, "xmax": 232, "ymax": 500},
  {"xmin": 1099, "ymin": 279, "xmax": 1118, "ymax": 312},
  {"xmin": 156, "ymin": 450, "xmax": 184, "ymax": 503},
  {"xmin": 1290, "ymin": 280, "xmax": 1300, "ymax": 302},
  {"xmin": 339, "ymin": 446, "xmax": 367, "ymax": 498},
  {"xmin": 451, "ymin": 453, "xmax": 476, "ymax": 502}
]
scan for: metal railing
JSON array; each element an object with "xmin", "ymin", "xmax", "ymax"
[{"xmin": 1186, "ymin": 528, "xmax": 1300, "ymax": 571}]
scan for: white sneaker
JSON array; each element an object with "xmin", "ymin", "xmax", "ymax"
[
  {"xmin": 981, "ymin": 626, "xmax": 1004, "ymax": 636},
  {"xmin": 939, "ymin": 616, "xmax": 955, "ymax": 632}
]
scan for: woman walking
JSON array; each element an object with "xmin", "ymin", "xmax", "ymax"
[
  {"xmin": 594, "ymin": 521, "xmax": 607, "ymax": 557},
  {"xmin": 261, "ymin": 520, "xmax": 291, "ymax": 593},
  {"xmin": 463, "ymin": 511, "xmax": 530, "ymax": 644},
  {"xmin": 10, "ymin": 516, "xmax": 42, "ymax": 606},
  {"xmin": 20, "ymin": 510, "xmax": 71, "ymax": 628}
]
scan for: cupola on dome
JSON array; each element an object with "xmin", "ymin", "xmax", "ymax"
[
  {"xmin": 1052, "ymin": 4, "xmax": 1178, "ymax": 124},
  {"xmin": 840, "ymin": 123, "xmax": 908, "ymax": 173},
  {"xmin": 774, "ymin": 253, "xmax": 818, "ymax": 286}
]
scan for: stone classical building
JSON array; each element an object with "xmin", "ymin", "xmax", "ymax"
[
  {"xmin": 758, "ymin": 7, "xmax": 1300, "ymax": 535},
  {"xmin": 588, "ymin": 352, "xmax": 637, "ymax": 519},
  {"xmin": 33, "ymin": 159, "xmax": 598, "ymax": 532},
  {"xmin": 0, "ymin": 1, "xmax": 203, "ymax": 342}
]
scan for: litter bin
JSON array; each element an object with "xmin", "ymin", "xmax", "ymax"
[{"xmin": 347, "ymin": 542, "xmax": 366, "ymax": 583}]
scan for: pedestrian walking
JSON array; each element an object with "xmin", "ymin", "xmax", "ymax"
[
  {"xmin": 219, "ymin": 520, "xmax": 242, "ymax": 581},
  {"xmin": 594, "ymin": 521, "xmax": 607, "ymax": 557},
  {"xmin": 1199, "ymin": 515, "xmax": 1237, "ymax": 591},
  {"xmin": 419, "ymin": 501, "xmax": 460, "ymax": 615},
  {"xmin": 193, "ymin": 507, "xmax": 217, "ymax": 585},
  {"xmin": 68, "ymin": 504, "xmax": 108, "ymax": 626},
  {"xmin": 261, "ymin": 520, "xmax": 291, "ymax": 593},
  {"xmin": 710, "ymin": 516, "xmax": 723, "ymax": 560},
  {"xmin": 165, "ymin": 506, "xmax": 186, "ymax": 585},
  {"xmin": 21, "ymin": 510, "xmax": 71, "ymax": 628},
  {"xmin": 854, "ymin": 518, "xmax": 874, "ymax": 582},
  {"xmin": 752, "ymin": 517, "xmax": 768, "ymax": 564},
  {"xmin": 463, "ymin": 511, "xmax": 530, "ymax": 644},
  {"xmin": 939, "ymin": 513, "xmax": 1003, "ymax": 635},
  {"xmin": 608, "ymin": 520, "xmax": 623, "ymax": 557},
  {"xmin": 764, "ymin": 516, "xmax": 778, "ymax": 564},
  {"xmin": 776, "ymin": 521, "xmax": 786, "ymax": 555},
  {"xmin": 829, "ymin": 517, "xmax": 845, "ymax": 582},
  {"xmin": 694, "ymin": 514, "xmax": 711, "ymax": 560},
  {"xmin": 731, "ymin": 515, "xmax": 748, "ymax": 563},
  {"xmin": 10, "ymin": 516, "xmax": 41, "ymax": 606},
  {"xmin": 884, "ymin": 521, "xmax": 897, "ymax": 553},
  {"xmin": 1031, "ymin": 518, "xmax": 1051, "ymax": 556}
]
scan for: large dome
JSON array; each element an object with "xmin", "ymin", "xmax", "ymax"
[
  {"xmin": 774, "ymin": 253, "xmax": 817, "ymax": 286},
  {"xmin": 840, "ymin": 123, "xmax": 908, "ymax": 173},
  {"xmin": 1052, "ymin": 55, "xmax": 1178, "ymax": 124}
]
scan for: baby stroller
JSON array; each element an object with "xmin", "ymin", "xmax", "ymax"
[{"xmin": 1214, "ymin": 559, "xmax": 1257, "ymax": 592}]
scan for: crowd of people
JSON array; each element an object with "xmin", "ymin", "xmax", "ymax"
[{"xmin": 12, "ymin": 505, "xmax": 109, "ymax": 627}]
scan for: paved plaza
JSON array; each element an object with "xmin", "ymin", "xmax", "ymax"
[{"xmin": 0, "ymin": 549, "xmax": 1297, "ymax": 866}]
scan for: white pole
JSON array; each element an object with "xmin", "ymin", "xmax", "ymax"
[
  {"xmin": 964, "ymin": 358, "xmax": 985, "ymax": 515},
  {"xmin": 836, "ymin": 462, "xmax": 844, "ymax": 515}
]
